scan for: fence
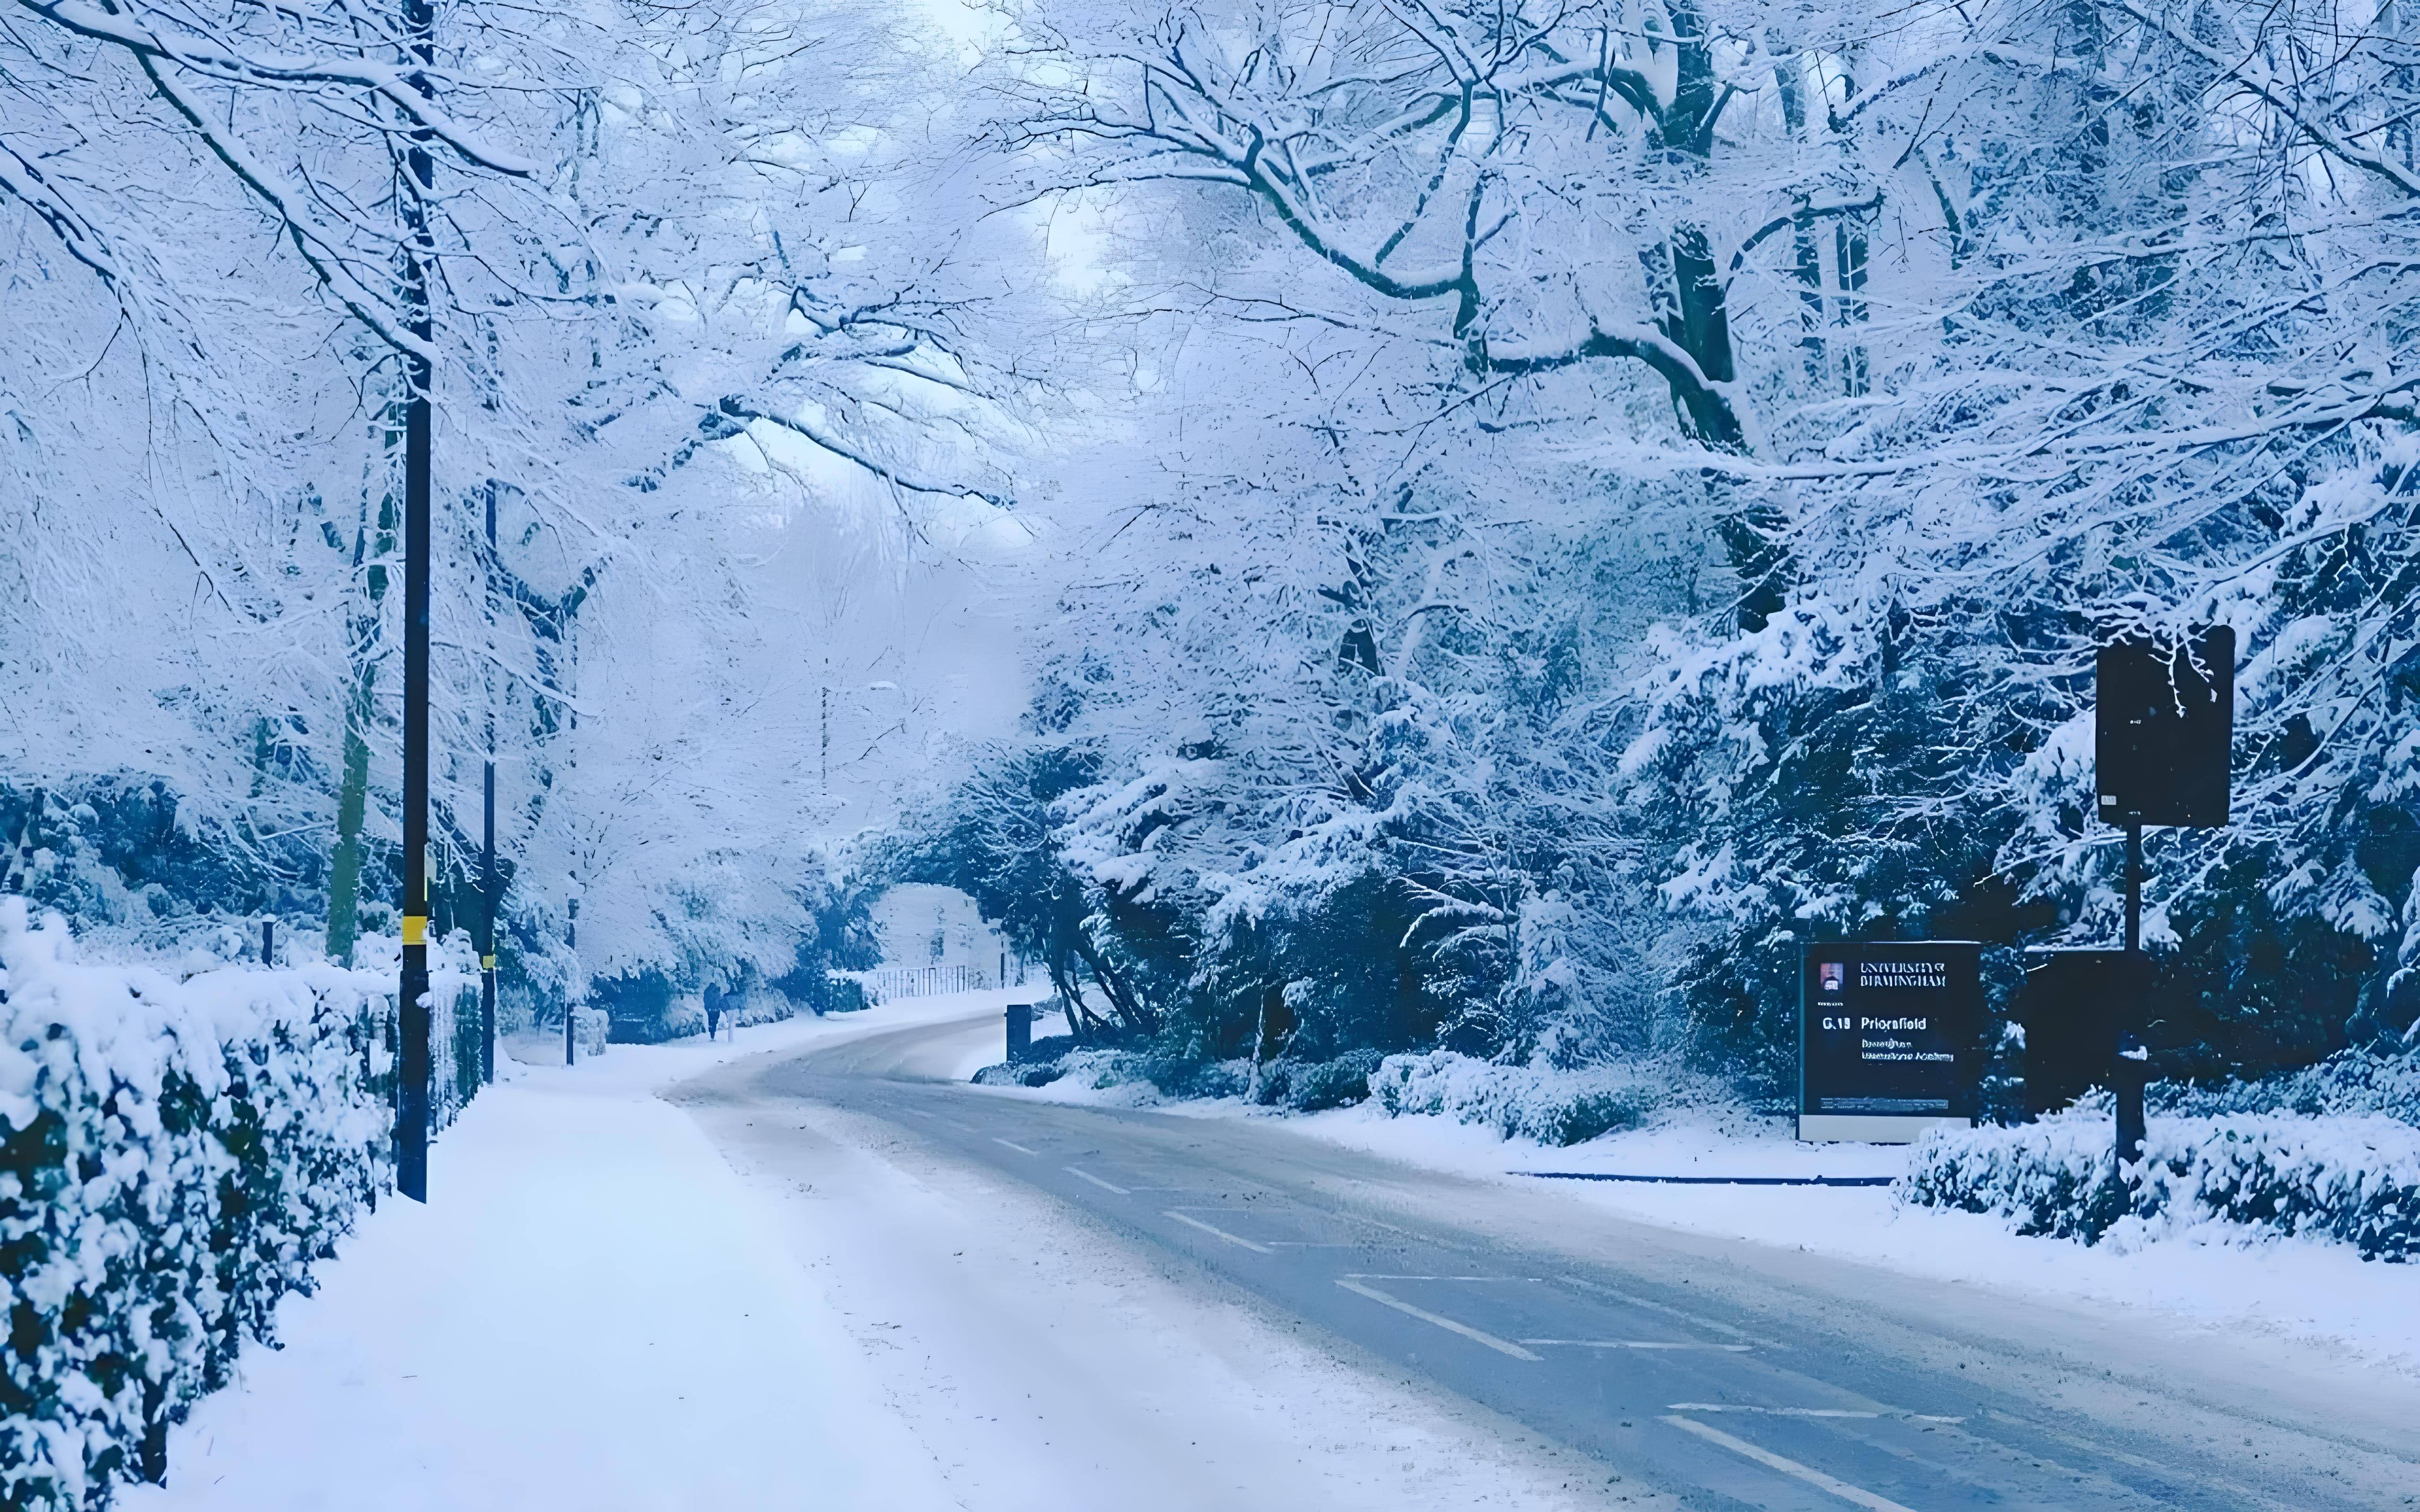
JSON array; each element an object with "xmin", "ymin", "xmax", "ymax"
[
  {"xmin": 859, "ymin": 963, "xmax": 989, "ymax": 1003},
  {"xmin": 379, "ymin": 979, "xmax": 485, "ymax": 1134}
]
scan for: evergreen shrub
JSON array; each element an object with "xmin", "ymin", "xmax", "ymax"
[
  {"xmin": 1254, "ymin": 1050, "xmax": 1385, "ymax": 1111},
  {"xmin": 1901, "ymin": 1106, "xmax": 2420, "ymax": 1260},
  {"xmin": 2151, "ymin": 1045, "xmax": 2420, "ymax": 1126},
  {"xmin": 0, "ymin": 902, "xmax": 404, "ymax": 1509}
]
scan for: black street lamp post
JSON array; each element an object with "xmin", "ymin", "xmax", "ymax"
[{"xmin": 395, "ymin": 0, "xmax": 439, "ymax": 1203}]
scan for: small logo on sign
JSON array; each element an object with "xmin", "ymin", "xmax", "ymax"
[{"xmin": 1819, "ymin": 961, "xmax": 1844, "ymax": 993}]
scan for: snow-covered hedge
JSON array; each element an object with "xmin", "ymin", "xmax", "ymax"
[
  {"xmin": 1900, "ymin": 1108, "xmax": 2420, "ymax": 1261},
  {"xmin": 1369, "ymin": 1050, "xmax": 1721, "ymax": 1147},
  {"xmin": 973, "ymin": 1041, "xmax": 1734, "ymax": 1141},
  {"xmin": 0, "ymin": 902, "xmax": 415, "ymax": 1509},
  {"xmin": 973, "ymin": 1047, "xmax": 1248, "ymax": 1104},
  {"xmin": 2152, "ymin": 1046, "xmax": 2420, "ymax": 1126},
  {"xmin": 1251, "ymin": 1050, "xmax": 1387, "ymax": 1112}
]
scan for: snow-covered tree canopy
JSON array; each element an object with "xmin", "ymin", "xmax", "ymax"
[
  {"xmin": 2, "ymin": 0, "xmax": 1037, "ymax": 1000},
  {"xmin": 883, "ymin": 0, "xmax": 2420, "ymax": 1088}
]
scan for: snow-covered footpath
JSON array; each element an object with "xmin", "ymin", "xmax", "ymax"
[{"xmin": 119, "ymin": 1003, "xmax": 983, "ymax": 1512}]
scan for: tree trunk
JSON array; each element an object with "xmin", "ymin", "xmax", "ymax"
[
  {"xmin": 325, "ymin": 679, "xmax": 373, "ymax": 966},
  {"xmin": 326, "ymin": 440, "xmax": 398, "ymax": 967},
  {"xmin": 1071, "ymin": 930, "xmax": 1156, "ymax": 1036},
  {"xmin": 1245, "ymin": 987, "xmax": 1271, "ymax": 1101}
]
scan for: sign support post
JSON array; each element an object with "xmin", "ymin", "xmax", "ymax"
[
  {"xmin": 2095, "ymin": 627, "xmax": 2233, "ymax": 1182},
  {"xmin": 564, "ymin": 897, "xmax": 578, "ymax": 1067},
  {"xmin": 480, "ymin": 483, "xmax": 498, "ymax": 1085},
  {"xmin": 2117, "ymin": 822, "xmax": 2147, "ymax": 1167}
]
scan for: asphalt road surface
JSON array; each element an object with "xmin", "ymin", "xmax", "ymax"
[{"xmin": 670, "ymin": 1012, "xmax": 2420, "ymax": 1512}]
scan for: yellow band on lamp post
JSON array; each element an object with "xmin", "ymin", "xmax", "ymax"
[
  {"xmin": 401, "ymin": 915, "xmax": 428, "ymax": 946},
  {"xmin": 481, "ymin": 954, "xmax": 497, "ymax": 970}
]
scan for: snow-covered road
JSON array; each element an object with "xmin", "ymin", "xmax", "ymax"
[
  {"xmin": 682, "ymin": 1009, "xmax": 2420, "ymax": 1512},
  {"xmin": 674, "ymin": 1006, "xmax": 1625, "ymax": 1511}
]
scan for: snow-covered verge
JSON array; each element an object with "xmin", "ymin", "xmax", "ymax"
[
  {"xmin": 972, "ymin": 1040, "xmax": 2420, "ymax": 1372},
  {"xmin": 976, "ymin": 1044, "xmax": 1736, "ymax": 1145},
  {"xmin": 0, "ymin": 901, "xmax": 414, "ymax": 1511},
  {"xmin": 995, "ymin": 1037, "xmax": 2420, "ymax": 1263},
  {"xmin": 1255, "ymin": 1099, "xmax": 2420, "ymax": 1376},
  {"xmin": 1901, "ymin": 1107, "xmax": 2420, "ymax": 1260}
]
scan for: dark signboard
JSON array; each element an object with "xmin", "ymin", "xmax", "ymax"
[
  {"xmin": 2097, "ymin": 628, "xmax": 2234, "ymax": 828},
  {"xmin": 1799, "ymin": 942, "xmax": 1980, "ymax": 1142},
  {"xmin": 2016, "ymin": 948, "xmax": 2146, "ymax": 1117}
]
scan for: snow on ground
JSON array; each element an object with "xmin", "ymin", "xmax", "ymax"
[
  {"xmin": 692, "ymin": 1053, "xmax": 1637, "ymax": 1510},
  {"xmin": 1285, "ymin": 1102, "xmax": 2420, "ymax": 1379},
  {"xmin": 989, "ymin": 1067, "xmax": 2420, "ymax": 1381},
  {"xmin": 123, "ymin": 993, "xmax": 1626, "ymax": 1512},
  {"xmin": 121, "ymin": 995, "xmax": 1018, "ymax": 1512}
]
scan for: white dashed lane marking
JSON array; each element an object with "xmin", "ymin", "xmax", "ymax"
[
  {"xmin": 1669, "ymin": 1402, "xmax": 1964, "ymax": 1423},
  {"xmin": 1334, "ymin": 1277, "xmax": 1543, "ymax": 1361},
  {"xmin": 1524, "ymin": 1340, "xmax": 1754, "ymax": 1351},
  {"xmin": 1163, "ymin": 1210, "xmax": 1274, "ymax": 1254},
  {"xmin": 1661, "ymin": 1414, "xmax": 1920, "ymax": 1512}
]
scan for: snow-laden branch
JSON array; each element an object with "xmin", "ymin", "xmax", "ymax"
[
  {"xmin": 128, "ymin": 42, "xmax": 431, "ymax": 357},
  {"xmin": 16, "ymin": 0, "xmax": 541, "ymax": 175},
  {"xmin": 0, "ymin": 139, "xmax": 121, "ymax": 288},
  {"xmin": 712, "ymin": 398, "xmax": 1013, "ymax": 510},
  {"xmin": 2111, "ymin": 0, "xmax": 2420, "ymax": 200}
]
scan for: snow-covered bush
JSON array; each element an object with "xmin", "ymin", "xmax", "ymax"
[
  {"xmin": 1252, "ymin": 1050, "xmax": 1387, "ymax": 1112},
  {"xmin": 1368, "ymin": 1051, "xmax": 1725, "ymax": 1147},
  {"xmin": 1895, "ymin": 1108, "xmax": 2129, "ymax": 1244},
  {"xmin": 972, "ymin": 1046, "xmax": 1250, "ymax": 1103},
  {"xmin": 1900, "ymin": 1108, "xmax": 2420, "ymax": 1261},
  {"xmin": 972, "ymin": 1057, "xmax": 1071, "ymax": 1090},
  {"xmin": 2153, "ymin": 1047, "xmax": 2420, "ymax": 1127},
  {"xmin": 0, "ymin": 902, "xmax": 411, "ymax": 1509},
  {"xmin": 571, "ymin": 1007, "xmax": 612, "ymax": 1059}
]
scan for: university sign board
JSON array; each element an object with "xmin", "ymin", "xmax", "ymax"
[{"xmin": 1799, "ymin": 941, "xmax": 1981, "ymax": 1143}]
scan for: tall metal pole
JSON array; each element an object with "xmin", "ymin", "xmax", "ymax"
[
  {"xmin": 395, "ymin": 0, "xmax": 437, "ymax": 1204},
  {"xmin": 481, "ymin": 485, "xmax": 498, "ymax": 1084},
  {"xmin": 2116, "ymin": 821, "xmax": 2147, "ymax": 1170},
  {"xmin": 2124, "ymin": 823, "xmax": 2142, "ymax": 955},
  {"xmin": 565, "ymin": 898, "xmax": 579, "ymax": 1067}
]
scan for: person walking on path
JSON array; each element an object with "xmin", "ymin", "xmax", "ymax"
[{"xmin": 705, "ymin": 982, "xmax": 726, "ymax": 1041}]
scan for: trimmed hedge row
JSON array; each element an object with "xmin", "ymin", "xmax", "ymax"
[
  {"xmin": 1900, "ymin": 1107, "xmax": 2420, "ymax": 1261},
  {"xmin": 0, "ymin": 903, "xmax": 406, "ymax": 1510}
]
